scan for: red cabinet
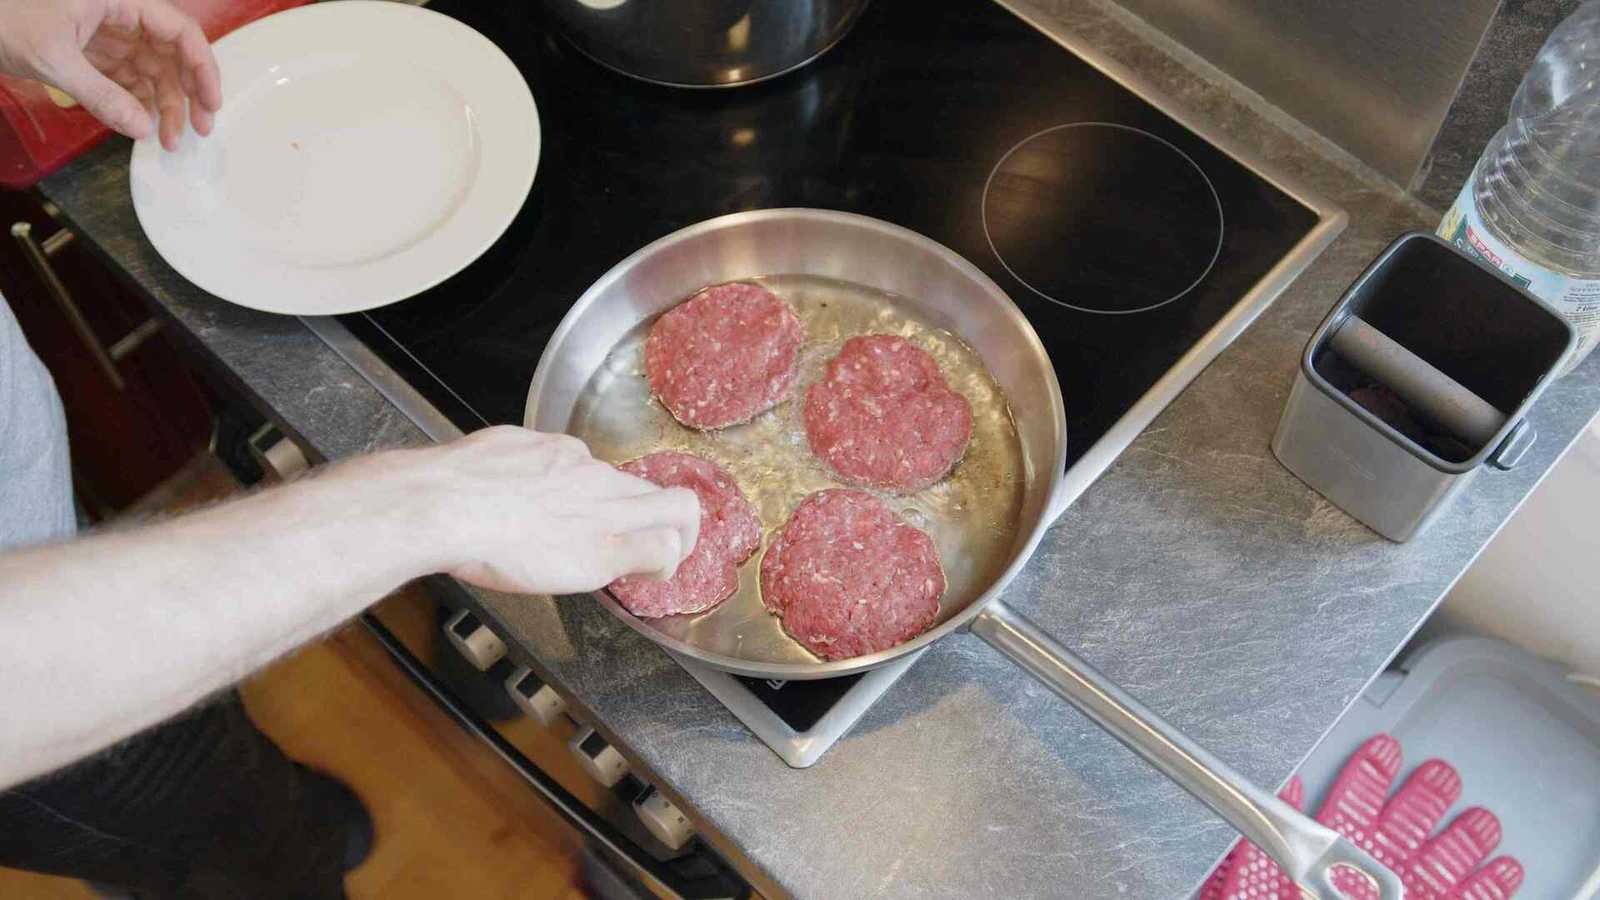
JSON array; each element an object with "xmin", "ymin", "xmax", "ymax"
[{"xmin": 0, "ymin": 190, "xmax": 212, "ymax": 516}]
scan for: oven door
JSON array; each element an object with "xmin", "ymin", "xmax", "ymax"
[{"xmin": 360, "ymin": 577, "xmax": 751, "ymax": 900}]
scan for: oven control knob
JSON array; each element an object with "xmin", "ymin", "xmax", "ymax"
[
  {"xmin": 504, "ymin": 666, "xmax": 569, "ymax": 727},
  {"xmin": 633, "ymin": 786, "xmax": 695, "ymax": 851},
  {"xmin": 569, "ymin": 728, "xmax": 630, "ymax": 788},
  {"xmin": 442, "ymin": 608, "xmax": 506, "ymax": 671}
]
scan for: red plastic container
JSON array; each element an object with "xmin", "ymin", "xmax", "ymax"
[{"xmin": 0, "ymin": 0, "xmax": 305, "ymax": 190}]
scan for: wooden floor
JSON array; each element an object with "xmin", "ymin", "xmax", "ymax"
[{"xmin": 0, "ymin": 455, "xmax": 590, "ymax": 898}]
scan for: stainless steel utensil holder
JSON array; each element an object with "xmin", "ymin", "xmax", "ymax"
[{"xmin": 1272, "ymin": 232, "xmax": 1574, "ymax": 541}]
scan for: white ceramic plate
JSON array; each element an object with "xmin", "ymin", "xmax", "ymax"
[{"xmin": 131, "ymin": 1, "xmax": 539, "ymax": 315}]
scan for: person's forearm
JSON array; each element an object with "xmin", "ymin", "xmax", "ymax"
[
  {"xmin": 0, "ymin": 425, "xmax": 699, "ymax": 790},
  {"xmin": 0, "ymin": 452, "xmax": 446, "ymax": 789}
]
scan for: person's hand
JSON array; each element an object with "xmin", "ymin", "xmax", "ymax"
[
  {"xmin": 392, "ymin": 426, "xmax": 701, "ymax": 596},
  {"xmin": 1199, "ymin": 734, "xmax": 1524, "ymax": 900},
  {"xmin": 0, "ymin": 0, "xmax": 222, "ymax": 150}
]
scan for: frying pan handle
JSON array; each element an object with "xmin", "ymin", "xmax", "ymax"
[{"xmin": 971, "ymin": 601, "xmax": 1404, "ymax": 899}]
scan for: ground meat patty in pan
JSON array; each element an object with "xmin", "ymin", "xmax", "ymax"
[
  {"xmin": 760, "ymin": 489, "xmax": 945, "ymax": 661},
  {"xmin": 608, "ymin": 452, "xmax": 762, "ymax": 619},
  {"xmin": 645, "ymin": 282, "xmax": 806, "ymax": 430},
  {"xmin": 804, "ymin": 334, "xmax": 973, "ymax": 491}
]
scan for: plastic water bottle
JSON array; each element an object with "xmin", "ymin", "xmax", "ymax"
[{"xmin": 1438, "ymin": 0, "xmax": 1600, "ymax": 374}]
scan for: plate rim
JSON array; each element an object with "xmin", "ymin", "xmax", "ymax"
[{"xmin": 129, "ymin": 0, "xmax": 540, "ymax": 316}]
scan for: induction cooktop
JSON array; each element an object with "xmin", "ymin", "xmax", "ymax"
[{"xmin": 311, "ymin": 0, "xmax": 1343, "ymax": 766}]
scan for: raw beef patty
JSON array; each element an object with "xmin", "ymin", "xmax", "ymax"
[
  {"xmin": 804, "ymin": 334, "xmax": 972, "ymax": 491},
  {"xmin": 760, "ymin": 489, "xmax": 945, "ymax": 660},
  {"xmin": 608, "ymin": 452, "xmax": 761, "ymax": 618},
  {"xmin": 645, "ymin": 282, "xmax": 805, "ymax": 430}
]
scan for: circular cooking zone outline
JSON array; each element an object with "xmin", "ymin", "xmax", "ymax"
[{"xmin": 981, "ymin": 122, "xmax": 1225, "ymax": 315}]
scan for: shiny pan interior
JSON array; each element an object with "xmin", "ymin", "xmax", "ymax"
[{"xmin": 525, "ymin": 209, "xmax": 1067, "ymax": 678}]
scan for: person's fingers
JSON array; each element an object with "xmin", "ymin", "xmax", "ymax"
[
  {"xmin": 534, "ymin": 431, "xmax": 592, "ymax": 460},
  {"xmin": 606, "ymin": 526, "xmax": 684, "ymax": 582},
  {"xmin": 86, "ymin": 15, "xmax": 213, "ymax": 140},
  {"xmin": 125, "ymin": 0, "xmax": 221, "ymax": 112},
  {"xmin": 136, "ymin": 89, "xmax": 156, "ymax": 123},
  {"xmin": 84, "ymin": 43, "xmax": 132, "ymax": 72},
  {"xmin": 118, "ymin": 70, "xmax": 155, "ymax": 110},
  {"xmin": 129, "ymin": 44, "xmax": 160, "ymax": 76},
  {"xmin": 152, "ymin": 60, "xmax": 186, "ymax": 149},
  {"xmin": 1443, "ymin": 856, "xmax": 1523, "ymax": 900},
  {"xmin": 102, "ymin": 61, "xmax": 155, "ymax": 122},
  {"xmin": 99, "ymin": 23, "xmax": 144, "ymax": 45},
  {"xmin": 465, "ymin": 425, "xmax": 587, "ymax": 460},
  {"xmin": 1399, "ymin": 808, "xmax": 1502, "ymax": 900},
  {"xmin": 587, "ymin": 465, "xmax": 675, "ymax": 502},
  {"xmin": 175, "ymin": 63, "xmax": 213, "ymax": 134},
  {"xmin": 1315, "ymin": 733, "xmax": 1404, "ymax": 844},
  {"xmin": 596, "ymin": 486, "xmax": 700, "ymax": 531},
  {"xmin": 598, "ymin": 487, "xmax": 700, "ymax": 555},
  {"xmin": 189, "ymin": 99, "xmax": 214, "ymax": 136},
  {"xmin": 107, "ymin": 63, "xmax": 142, "ymax": 91},
  {"xmin": 47, "ymin": 52, "xmax": 151, "ymax": 139}
]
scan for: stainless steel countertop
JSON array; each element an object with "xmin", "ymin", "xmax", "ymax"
[{"xmin": 38, "ymin": 0, "xmax": 1600, "ymax": 896}]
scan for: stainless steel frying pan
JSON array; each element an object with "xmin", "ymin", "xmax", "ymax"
[{"xmin": 525, "ymin": 208, "xmax": 1401, "ymax": 898}]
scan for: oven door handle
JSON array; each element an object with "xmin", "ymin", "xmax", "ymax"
[{"xmin": 358, "ymin": 612, "xmax": 748, "ymax": 900}]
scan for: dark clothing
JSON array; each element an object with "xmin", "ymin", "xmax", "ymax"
[{"xmin": 0, "ymin": 693, "xmax": 351, "ymax": 899}]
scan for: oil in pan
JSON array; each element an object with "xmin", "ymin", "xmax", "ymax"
[{"xmin": 567, "ymin": 274, "xmax": 1027, "ymax": 666}]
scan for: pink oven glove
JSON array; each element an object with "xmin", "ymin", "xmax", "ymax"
[{"xmin": 1199, "ymin": 734, "xmax": 1525, "ymax": 900}]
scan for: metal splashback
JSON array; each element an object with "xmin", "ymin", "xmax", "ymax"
[{"xmin": 1097, "ymin": 0, "xmax": 1502, "ymax": 188}]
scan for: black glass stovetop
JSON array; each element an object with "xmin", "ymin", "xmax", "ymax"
[{"xmin": 336, "ymin": 0, "xmax": 1318, "ymax": 720}]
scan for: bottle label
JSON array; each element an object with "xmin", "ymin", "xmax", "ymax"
[{"xmin": 1439, "ymin": 181, "xmax": 1599, "ymax": 365}]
